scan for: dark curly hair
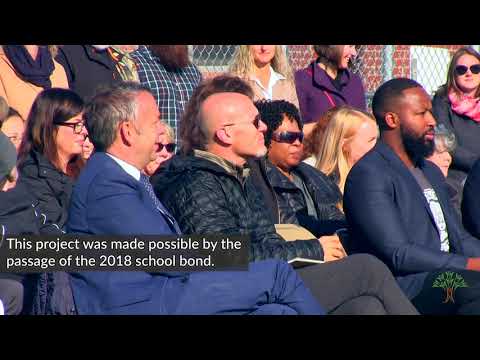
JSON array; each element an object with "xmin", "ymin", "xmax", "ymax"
[{"xmin": 254, "ymin": 99, "xmax": 303, "ymax": 147}]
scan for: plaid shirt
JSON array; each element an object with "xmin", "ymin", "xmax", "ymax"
[{"xmin": 130, "ymin": 46, "xmax": 202, "ymax": 143}]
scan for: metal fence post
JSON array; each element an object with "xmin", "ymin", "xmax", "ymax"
[{"xmin": 382, "ymin": 45, "xmax": 394, "ymax": 83}]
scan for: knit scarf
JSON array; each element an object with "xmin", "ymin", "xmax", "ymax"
[
  {"xmin": 3, "ymin": 45, "xmax": 54, "ymax": 89},
  {"xmin": 448, "ymin": 90, "xmax": 480, "ymax": 122}
]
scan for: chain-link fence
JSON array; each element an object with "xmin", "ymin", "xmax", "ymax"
[{"xmin": 191, "ymin": 45, "xmax": 480, "ymax": 106}]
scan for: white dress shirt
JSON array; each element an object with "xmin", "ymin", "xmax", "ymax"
[
  {"xmin": 251, "ymin": 66, "xmax": 286, "ymax": 100},
  {"xmin": 106, "ymin": 153, "xmax": 141, "ymax": 181}
]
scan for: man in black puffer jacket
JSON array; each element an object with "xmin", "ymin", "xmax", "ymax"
[{"xmin": 151, "ymin": 75, "xmax": 418, "ymax": 315}]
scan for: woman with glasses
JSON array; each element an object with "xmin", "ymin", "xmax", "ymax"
[
  {"xmin": 144, "ymin": 121, "xmax": 177, "ymax": 177},
  {"xmin": 295, "ymin": 45, "xmax": 367, "ymax": 137},
  {"xmin": 17, "ymin": 88, "xmax": 87, "ymax": 232},
  {"xmin": 432, "ymin": 47, "xmax": 480, "ymax": 198}
]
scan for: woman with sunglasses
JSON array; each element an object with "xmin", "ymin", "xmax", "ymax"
[
  {"xmin": 144, "ymin": 121, "xmax": 177, "ymax": 177},
  {"xmin": 251, "ymin": 100, "xmax": 348, "ymax": 242},
  {"xmin": 17, "ymin": 88, "xmax": 87, "ymax": 232},
  {"xmin": 432, "ymin": 47, "xmax": 480, "ymax": 197}
]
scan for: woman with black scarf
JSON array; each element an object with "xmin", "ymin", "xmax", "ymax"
[{"xmin": 0, "ymin": 45, "xmax": 69, "ymax": 120}]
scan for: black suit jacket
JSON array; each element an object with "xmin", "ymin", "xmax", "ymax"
[
  {"xmin": 344, "ymin": 141, "xmax": 480, "ymax": 299},
  {"xmin": 55, "ymin": 45, "xmax": 121, "ymax": 101},
  {"xmin": 462, "ymin": 159, "xmax": 480, "ymax": 239}
]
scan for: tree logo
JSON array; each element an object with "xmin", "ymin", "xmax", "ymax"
[{"xmin": 432, "ymin": 271, "xmax": 468, "ymax": 303}]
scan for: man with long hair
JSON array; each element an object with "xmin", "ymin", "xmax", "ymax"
[{"xmin": 130, "ymin": 45, "xmax": 202, "ymax": 143}]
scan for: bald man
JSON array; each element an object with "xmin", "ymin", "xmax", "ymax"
[{"xmin": 151, "ymin": 75, "xmax": 419, "ymax": 315}]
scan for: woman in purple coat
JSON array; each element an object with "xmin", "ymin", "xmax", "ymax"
[{"xmin": 295, "ymin": 45, "xmax": 367, "ymax": 136}]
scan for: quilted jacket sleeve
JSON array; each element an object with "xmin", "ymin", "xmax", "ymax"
[{"xmin": 158, "ymin": 172, "xmax": 324, "ymax": 263}]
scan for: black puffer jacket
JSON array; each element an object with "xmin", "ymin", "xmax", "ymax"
[
  {"xmin": 0, "ymin": 182, "xmax": 43, "ymax": 283},
  {"xmin": 248, "ymin": 158, "xmax": 347, "ymax": 237},
  {"xmin": 265, "ymin": 160, "xmax": 344, "ymax": 222},
  {"xmin": 151, "ymin": 155, "xmax": 324, "ymax": 262},
  {"xmin": 17, "ymin": 150, "xmax": 73, "ymax": 232},
  {"xmin": 0, "ymin": 181, "xmax": 76, "ymax": 315}
]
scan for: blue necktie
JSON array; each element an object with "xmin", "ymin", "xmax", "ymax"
[{"xmin": 140, "ymin": 174, "xmax": 182, "ymax": 234}]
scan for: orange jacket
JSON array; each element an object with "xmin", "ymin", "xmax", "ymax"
[{"xmin": 0, "ymin": 47, "xmax": 69, "ymax": 120}]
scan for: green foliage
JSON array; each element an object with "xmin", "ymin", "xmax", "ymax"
[{"xmin": 432, "ymin": 271, "xmax": 468, "ymax": 290}]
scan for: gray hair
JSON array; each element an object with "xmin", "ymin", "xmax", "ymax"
[
  {"xmin": 83, "ymin": 82, "xmax": 153, "ymax": 152},
  {"xmin": 434, "ymin": 123, "xmax": 456, "ymax": 154}
]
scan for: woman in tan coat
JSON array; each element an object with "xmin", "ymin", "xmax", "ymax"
[
  {"xmin": 229, "ymin": 45, "xmax": 299, "ymax": 108},
  {"xmin": 0, "ymin": 45, "xmax": 68, "ymax": 120}
]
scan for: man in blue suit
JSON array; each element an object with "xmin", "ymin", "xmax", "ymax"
[
  {"xmin": 344, "ymin": 78, "xmax": 480, "ymax": 314},
  {"xmin": 67, "ymin": 81, "xmax": 324, "ymax": 315}
]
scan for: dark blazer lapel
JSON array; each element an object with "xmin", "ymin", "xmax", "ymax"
[
  {"xmin": 99, "ymin": 153, "xmax": 157, "ymax": 212},
  {"xmin": 100, "ymin": 152, "xmax": 181, "ymax": 234},
  {"xmin": 84, "ymin": 46, "xmax": 115, "ymax": 70},
  {"xmin": 375, "ymin": 143, "xmax": 438, "ymax": 234}
]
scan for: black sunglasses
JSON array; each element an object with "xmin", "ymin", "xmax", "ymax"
[
  {"xmin": 224, "ymin": 115, "xmax": 262, "ymax": 129},
  {"xmin": 159, "ymin": 143, "xmax": 176, "ymax": 153},
  {"xmin": 455, "ymin": 64, "xmax": 480, "ymax": 76},
  {"xmin": 271, "ymin": 131, "xmax": 304, "ymax": 144}
]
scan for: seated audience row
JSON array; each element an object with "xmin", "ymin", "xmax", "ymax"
[{"xmin": 3, "ymin": 44, "xmax": 480, "ymax": 316}]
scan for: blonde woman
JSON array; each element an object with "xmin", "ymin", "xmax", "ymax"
[
  {"xmin": 229, "ymin": 45, "xmax": 299, "ymax": 108},
  {"xmin": 312, "ymin": 106, "xmax": 378, "ymax": 198},
  {"xmin": 144, "ymin": 121, "xmax": 176, "ymax": 177}
]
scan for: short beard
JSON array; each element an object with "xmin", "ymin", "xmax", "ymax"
[
  {"xmin": 149, "ymin": 45, "xmax": 190, "ymax": 70},
  {"xmin": 254, "ymin": 146, "xmax": 268, "ymax": 159},
  {"xmin": 401, "ymin": 125, "xmax": 434, "ymax": 165}
]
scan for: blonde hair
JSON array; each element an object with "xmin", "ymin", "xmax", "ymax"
[
  {"xmin": 162, "ymin": 120, "xmax": 175, "ymax": 143},
  {"xmin": 48, "ymin": 45, "xmax": 58, "ymax": 58},
  {"xmin": 229, "ymin": 45, "xmax": 294, "ymax": 82},
  {"xmin": 316, "ymin": 106, "xmax": 377, "ymax": 198}
]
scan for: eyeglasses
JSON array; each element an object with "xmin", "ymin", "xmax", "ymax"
[
  {"xmin": 158, "ymin": 143, "xmax": 176, "ymax": 153},
  {"xmin": 55, "ymin": 121, "xmax": 85, "ymax": 134},
  {"xmin": 223, "ymin": 115, "xmax": 262, "ymax": 129},
  {"xmin": 7, "ymin": 135, "xmax": 21, "ymax": 146},
  {"xmin": 455, "ymin": 64, "xmax": 480, "ymax": 76},
  {"xmin": 271, "ymin": 131, "xmax": 304, "ymax": 144}
]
